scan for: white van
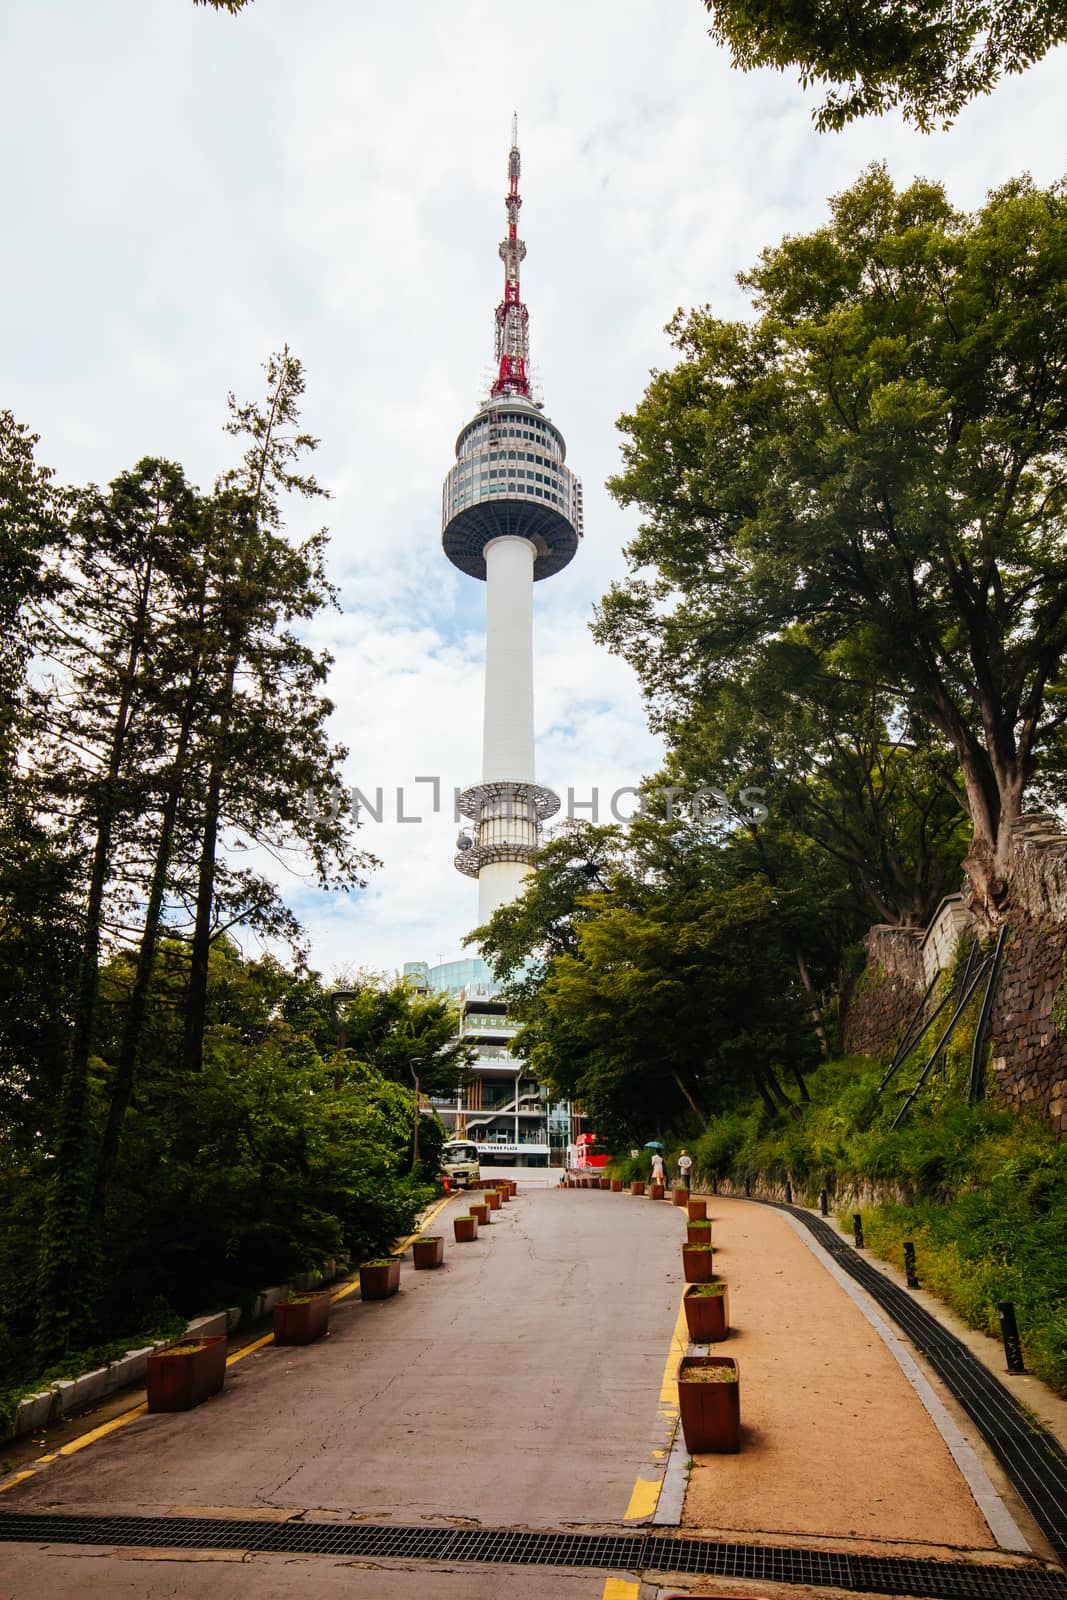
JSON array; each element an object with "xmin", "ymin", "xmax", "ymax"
[{"xmin": 441, "ymin": 1140, "xmax": 480, "ymax": 1188}]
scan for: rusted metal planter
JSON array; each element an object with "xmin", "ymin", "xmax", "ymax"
[
  {"xmin": 412, "ymin": 1235, "xmax": 445, "ymax": 1269},
  {"xmin": 611, "ymin": 1179, "xmax": 623, "ymax": 1192},
  {"xmin": 631, "ymin": 1180, "xmax": 645, "ymax": 1195},
  {"xmin": 677, "ymin": 1355, "xmax": 740, "ymax": 1453},
  {"xmin": 673, "ymin": 1187, "xmax": 689, "ymax": 1207},
  {"xmin": 146, "ymin": 1336, "xmax": 227, "ymax": 1413},
  {"xmin": 359, "ymin": 1258, "xmax": 401, "ymax": 1300},
  {"xmin": 454, "ymin": 1214, "xmax": 478, "ymax": 1242},
  {"xmin": 485, "ymin": 1189, "xmax": 502, "ymax": 1210},
  {"xmin": 687, "ymin": 1219, "xmax": 713, "ymax": 1246},
  {"xmin": 272, "ymin": 1292, "xmax": 331, "ymax": 1346},
  {"xmin": 682, "ymin": 1243, "xmax": 716, "ymax": 1282},
  {"xmin": 683, "ymin": 1283, "xmax": 730, "ymax": 1343},
  {"xmin": 687, "ymin": 1197, "xmax": 708, "ymax": 1221},
  {"xmin": 469, "ymin": 1201, "xmax": 490, "ymax": 1225},
  {"xmin": 649, "ymin": 1182, "xmax": 665, "ymax": 1200}
]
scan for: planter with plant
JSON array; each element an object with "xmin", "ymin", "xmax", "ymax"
[
  {"xmin": 485, "ymin": 1189, "xmax": 501, "ymax": 1211},
  {"xmin": 454, "ymin": 1214, "xmax": 478, "ymax": 1242},
  {"xmin": 677, "ymin": 1355, "xmax": 741, "ymax": 1452},
  {"xmin": 687, "ymin": 1218, "xmax": 713, "ymax": 1246},
  {"xmin": 272, "ymin": 1291, "xmax": 331, "ymax": 1346},
  {"xmin": 682, "ymin": 1242, "xmax": 716, "ymax": 1282},
  {"xmin": 469, "ymin": 1200, "xmax": 490, "ymax": 1225},
  {"xmin": 611, "ymin": 1179, "xmax": 623, "ymax": 1192},
  {"xmin": 687, "ymin": 1198, "xmax": 708, "ymax": 1222},
  {"xmin": 145, "ymin": 1336, "xmax": 227, "ymax": 1413},
  {"xmin": 631, "ymin": 1179, "xmax": 645, "ymax": 1195},
  {"xmin": 683, "ymin": 1281, "xmax": 730, "ymax": 1342},
  {"xmin": 673, "ymin": 1187, "xmax": 689, "ymax": 1207},
  {"xmin": 412, "ymin": 1235, "xmax": 445, "ymax": 1269},
  {"xmin": 359, "ymin": 1258, "xmax": 401, "ymax": 1300},
  {"xmin": 650, "ymin": 1182, "xmax": 665, "ymax": 1200}
]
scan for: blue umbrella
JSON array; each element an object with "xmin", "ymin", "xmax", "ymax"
[{"xmin": 643, "ymin": 1140, "xmax": 665, "ymax": 1150}]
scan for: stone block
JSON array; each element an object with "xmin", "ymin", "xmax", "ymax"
[
  {"xmin": 252, "ymin": 1285, "xmax": 286, "ymax": 1320},
  {"xmin": 185, "ymin": 1312, "xmax": 229, "ymax": 1339},
  {"xmin": 107, "ymin": 1348, "xmax": 152, "ymax": 1389},
  {"xmin": 13, "ymin": 1390, "xmax": 55, "ymax": 1438}
]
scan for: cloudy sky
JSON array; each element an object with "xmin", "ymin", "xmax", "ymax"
[{"xmin": 3, "ymin": 1, "xmax": 1065, "ymax": 982}]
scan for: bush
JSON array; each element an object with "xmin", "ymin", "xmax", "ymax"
[{"xmin": 687, "ymin": 1055, "xmax": 1067, "ymax": 1393}]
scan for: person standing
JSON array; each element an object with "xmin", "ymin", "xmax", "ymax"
[
  {"xmin": 650, "ymin": 1150, "xmax": 665, "ymax": 1186},
  {"xmin": 677, "ymin": 1149, "xmax": 693, "ymax": 1191}
]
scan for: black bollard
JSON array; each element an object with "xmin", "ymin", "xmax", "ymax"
[
  {"xmin": 784, "ymin": 1180, "xmax": 793, "ymax": 1204},
  {"xmin": 820, "ymin": 1189, "xmax": 829, "ymax": 1216},
  {"xmin": 998, "ymin": 1302, "xmax": 1026, "ymax": 1374},
  {"xmin": 852, "ymin": 1213, "xmax": 865, "ymax": 1249},
  {"xmin": 904, "ymin": 1241, "xmax": 920, "ymax": 1289},
  {"xmin": 744, "ymin": 1177, "xmax": 751, "ymax": 1198}
]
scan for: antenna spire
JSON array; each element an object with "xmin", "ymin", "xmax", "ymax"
[{"xmin": 490, "ymin": 114, "xmax": 531, "ymax": 399}]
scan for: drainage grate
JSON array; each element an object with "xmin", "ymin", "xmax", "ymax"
[
  {"xmin": 772, "ymin": 1203, "xmax": 1067, "ymax": 1567},
  {"xmin": 1, "ymin": 1513, "xmax": 1066, "ymax": 1597}
]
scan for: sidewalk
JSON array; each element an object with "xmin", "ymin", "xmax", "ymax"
[{"xmin": 678, "ymin": 1194, "xmax": 1040, "ymax": 1560}]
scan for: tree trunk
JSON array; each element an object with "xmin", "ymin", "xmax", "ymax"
[
  {"xmin": 670, "ymin": 1067, "xmax": 705, "ymax": 1123},
  {"xmin": 91, "ymin": 644, "xmax": 204, "ymax": 1229},
  {"xmin": 36, "ymin": 554, "xmax": 155, "ymax": 1360},
  {"xmin": 181, "ymin": 654, "xmax": 236, "ymax": 1075},
  {"xmin": 794, "ymin": 947, "xmax": 830, "ymax": 1058}
]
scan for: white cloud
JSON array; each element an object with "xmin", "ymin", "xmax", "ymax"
[{"xmin": 3, "ymin": 0, "xmax": 1065, "ymax": 976}]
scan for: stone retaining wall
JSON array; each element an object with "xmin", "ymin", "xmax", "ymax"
[{"xmin": 842, "ymin": 816, "xmax": 1067, "ymax": 1133}]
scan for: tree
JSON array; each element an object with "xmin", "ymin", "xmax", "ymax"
[
  {"xmin": 469, "ymin": 822, "xmax": 629, "ymax": 998},
  {"xmin": 521, "ymin": 877, "xmax": 813, "ymax": 1145},
  {"xmin": 180, "ymin": 347, "xmax": 371, "ymax": 1076},
  {"xmin": 704, "ymin": 0, "xmax": 1067, "ymax": 130},
  {"xmin": 193, "ymin": 1, "xmax": 253, "ymax": 11},
  {"xmin": 598, "ymin": 167, "xmax": 1067, "ymax": 929},
  {"xmin": 662, "ymin": 638, "xmax": 969, "ymax": 928}
]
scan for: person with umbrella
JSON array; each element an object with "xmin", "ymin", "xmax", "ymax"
[{"xmin": 645, "ymin": 1141, "xmax": 665, "ymax": 1186}]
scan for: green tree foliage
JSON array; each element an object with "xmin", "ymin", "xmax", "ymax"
[
  {"xmin": 704, "ymin": 0, "xmax": 1067, "ymax": 129},
  {"xmin": 599, "ymin": 168, "xmax": 1067, "ymax": 929},
  {"xmin": 663, "ymin": 643, "xmax": 970, "ymax": 928},
  {"xmin": 3, "ymin": 351, "xmax": 376, "ymax": 1362},
  {"xmin": 0, "ymin": 943, "xmax": 434, "ymax": 1394}
]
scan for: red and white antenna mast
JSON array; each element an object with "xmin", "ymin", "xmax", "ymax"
[{"xmin": 490, "ymin": 113, "xmax": 531, "ymax": 400}]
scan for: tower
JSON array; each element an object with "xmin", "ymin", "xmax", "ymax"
[{"xmin": 444, "ymin": 118, "xmax": 583, "ymax": 925}]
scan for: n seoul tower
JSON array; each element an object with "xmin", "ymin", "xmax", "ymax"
[{"xmin": 444, "ymin": 118, "xmax": 583, "ymax": 924}]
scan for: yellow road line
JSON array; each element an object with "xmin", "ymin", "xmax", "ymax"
[
  {"xmin": 0, "ymin": 1198, "xmax": 455, "ymax": 1495},
  {"xmin": 622, "ymin": 1291, "xmax": 688, "ymax": 1523},
  {"xmin": 391, "ymin": 1194, "xmax": 452, "ymax": 1257}
]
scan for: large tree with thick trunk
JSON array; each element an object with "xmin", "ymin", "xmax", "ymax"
[{"xmin": 598, "ymin": 167, "xmax": 1067, "ymax": 930}]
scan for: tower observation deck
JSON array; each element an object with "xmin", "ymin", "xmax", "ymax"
[{"xmin": 443, "ymin": 118, "xmax": 583, "ymax": 924}]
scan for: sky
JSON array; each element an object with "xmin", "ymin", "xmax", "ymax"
[{"xmin": 3, "ymin": 0, "xmax": 1066, "ymax": 983}]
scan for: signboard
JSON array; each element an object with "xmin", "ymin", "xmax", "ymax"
[{"xmin": 475, "ymin": 1142, "xmax": 549, "ymax": 1156}]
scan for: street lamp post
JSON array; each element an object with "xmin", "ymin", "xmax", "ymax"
[{"xmin": 409, "ymin": 1057, "xmax": 424, "ymax": 1175}]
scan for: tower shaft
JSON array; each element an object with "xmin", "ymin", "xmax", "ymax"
[
  {"xmin": 444, "ymin": 121, "xmax": 582, "ymax": 926},
  {"xmin": 478, "ymin": 535, "xmax": 538, "ymax": 922}
]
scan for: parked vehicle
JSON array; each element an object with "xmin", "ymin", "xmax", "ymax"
[{"xmin": 442, "ymin": 1140, "xmax": 480, "ymax": 1188}]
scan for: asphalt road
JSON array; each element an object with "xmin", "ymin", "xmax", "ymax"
[{"xmin": 1, "ymin": 1186, "xmax": 686, "ymax": 1598}]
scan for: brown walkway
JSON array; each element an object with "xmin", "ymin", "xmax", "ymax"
[{"xmin": 681, "ymin": 1195, "xmax": 997, "ymax": 1552}]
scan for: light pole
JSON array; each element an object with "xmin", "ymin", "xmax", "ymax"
[{"xmin": 409, "ymin": 1057, "xmax": 424, "ymax": 1175}]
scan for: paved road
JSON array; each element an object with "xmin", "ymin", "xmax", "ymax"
[{"xmin": 1, "ymin": 1188, "xmax": 686, "ymax": 1598}]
